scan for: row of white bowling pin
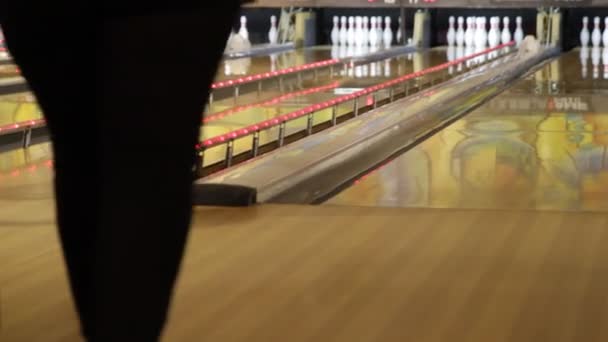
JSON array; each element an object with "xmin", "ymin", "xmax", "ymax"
[
  {"xmin": 579, "ymin": 46, "xmax": 608, "ymax": 79},
  {"xmin": 447, "ymin": 16, "xmax": 524, "ymax": 48},
  {"xmin": 445, "ymin": 45, "xmax": 503, "ymax": 72},
  {"xmin": 236, "ymin": 15, "xmax": 280, "ymax": 45},
  {"xmin": 331, "ymin": 44, "xmax": 391, "ymax": 60},
  {"xmin": 580, "ymin": 16, "xmax": 608, "ymax": 48},
  {"xmin": 344, "ymin": 60, "xmax": 394, "ymax": 78},
  {"xmin": 330, "ymin": 16, "xmax": 402, "ymax": 48}
]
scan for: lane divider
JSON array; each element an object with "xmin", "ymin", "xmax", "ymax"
[
  {"xmin": 0, "ymin": 43, "xmax": 514, "ymax": 155},
  {"xmin": 0, "ymin": 119, "xmax": 45, "ymax": 136},
  {"xmin": 211, "ymin": 59, "xmax": 341, "ymax": 90},
  {"xmin": 203, "ymin": 81, "xmax": 340, "ymax": 124},
  {"xmin": 0, "ymin": 63, "xmax": 343, "ymax": 139},
  {"xmin": 198, "ymin": 42, "xmax": 515, "ymax": 151},
  {"xmin": 0, "ymin": 49, "xmax": 406, "ymax": 139},
  {"xmin": 0, "ymin": 81, "xmax": 341, "ymax": 137}
]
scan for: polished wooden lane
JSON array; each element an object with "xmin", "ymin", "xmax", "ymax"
[
  {"xmin": 329, "ymin": 50, "xmax": 608, "ymax": 212},
  {"xmin": 3, "ymin": 202, "xmax": 608, "ymax": 342}
]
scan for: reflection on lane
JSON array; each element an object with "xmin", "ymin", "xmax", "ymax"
[
  {"xmin": 0, "ymin": 143, "xmax": 53, "ymax": 200},
  {"xmin": 328, "ymin": 50, "xmax": 608, "ymax": 212},
  {"xmin": 201, "ymin": 49, "xmax": 451, "ymax": 167},
  {"xmin": 0, "ymin": 92, "xmax": 40, "ymax": 127},
  {"xmin": 215, "ymin": 45, "xmax": 407, "ymax": 82}
]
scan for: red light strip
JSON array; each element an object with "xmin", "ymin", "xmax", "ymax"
[
  {"xmin": 203, "ymin": 81, "xmax": 341, "ymax": 124},
  {"xmin": 210, "ymin": 59, "xmax": 341, "ymax": 90},
  {"xmin": 0, "ymin": 119, "xmax": 46, "ymax": 136},
  {"xmin": 0, "ymin": 82, "xmax": 340, "ymax": 136},
  {"xmin": 0, "ymin": 82, "xmax": 341, "ymax": 138},
  {"xmin": 199, "ymin": 42, "xmax": 515, "ymax": 149},
  {"xmin": 0, "ymin": 158, "xmax": 53, "ymax": 180}
]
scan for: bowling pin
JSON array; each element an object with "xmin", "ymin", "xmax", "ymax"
[
  {"xmin": 347, "ymin": 45, "xmax": 355, "ymax": 59},
  {"xmin": 270, "ymin": 53, "xmax": 278, "ymax": 72},
  {"xmin": 474, "ymin": 17, "xmax": 487, "ymax": 48},
  {"xmin": 456, "ymin": 46, "xmax": 465, "ymax": 72},
  {"xmin": 369, "ymin": 17, "xmax": 379, "ymax": 47},
  {"xmin": 488, "ymin": 17, "xmax": 499, "ymax": 48},
  {"xmin": 592, "ymin": 16, "xmax": 602, "ymax": 47},
  {"xmin": 464, "ymin": 17, "xmax": 475, "ymax": 47},
  {"xmin": 355, "ymin": 17, "xmax": 364, "ymax": 47},
  {"xmin": 501, "ymin": 17, "xmax": 512, "ymax": 45},
  {"xmin": 270, "ymin": 51, "xmax": 278, "ymax": 71},
  {"xmin": 238, "ymin": 16, "xmax": 249, "ymax": 41},
  {"xmin": 397, "ymin": 17, "xmax": 403, "ymax": 44},
  {"xmin": 482, "ymin": 17, "xmax": 489, "ymax": 47},
  {"xmin": 377, "ymin": 16, "xmax": 384, "ymax": 46},
  {"xmin": 592, "ymin": 46, "xmax": 601, "ymax": 79},
  {"xmin": 514, "ymin": 16, "xmax": 524, "ymax": 46},
  {"xmin": 269, "ymin": 15, "xmax": 279, "ymax": 44},
  {"xmin": 331, "ymin": 44, "xmax": 339, "ymax": 59},
  {"xmin": 340, "ymin": 16, "xmax": 348, "ymax": 45},
  {"xmin": 383, "ymin": 17, "xmax": 394, "ymax": 48},
  {"xmin": 456, "ymin": 17, "xmax": 465, "ymax": 47},
  {"xmin": 384, "ymin": 59, "xmax": 391, "ymax": 77},
  {"xmin": 465, "ymin": 46, "xmax": 475, "ymax": 67},
  {"xmin": 363, "ymin": 17, "xmax": 370, "ymax": 46},
  {"xmin": 580, "ymin": 46, "xmax": 589, "ymax": 78},
  {"xmin": 339, "ymin": 44, "xmax": 348, "ymax": 60},
  {"xmin": 331, "ymin": 16, "xmax": 339, "ymax": 45},
  {"xmin": 347, "ymin": 17, "xmax": 356, "ymax": 46},
  {"xmin": 603, "ymin": 47, "xmax": 608, "ymax": 78},
  {"xmin": 447, "ymin": 16, "xmax": 456, "ymax": 46},
  {"xmin": 447, "ymin": 46, "xmax": 456, "ymax": 74},
  {"xmin": 581, "ymin": 17, "xmax": 590, "ymax": 47},
  {"xmin": 603, "ymin": 17, "xmax": 608, "ymax": 47}
]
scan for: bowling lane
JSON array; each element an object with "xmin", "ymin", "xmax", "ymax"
[
  {"xmin": 0, "ymin": 92, "xmax": 41, "ymax": 127},
  {"xmin": 202, "ymin": 48, "xmax": 454, "ymax": 167},
  {"xmin": 0, "ymin": 142, "xmax": 53, "ymax": 222},
  {"xmin": 0, "ymin": 142, "xmax": 53, "ymax": 193},
  {"xmin": 215, "ymin": 45, "xmax": 404, "ymax": 82},
  {"xmin": 216, "ymin": 46, "xmax": 334, "ymax": 82},
  {"xmin": 328, "ymin": 50, "xmax": 608, "ymax": 212}
]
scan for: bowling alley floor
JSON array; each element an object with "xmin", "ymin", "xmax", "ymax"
[
  {"xmin": 3, "ymin": 202, "xmax": 608, "ymax": 342},
  {"xmin": 4, "ymin": 49, "xmax": 608, "ymax": 341}
]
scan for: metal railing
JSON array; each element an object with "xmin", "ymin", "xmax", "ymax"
[
  {"xmin": 197, "ymin": 42, "xmax": 516, "ymax": 169},
  {"xmin": 204, "ymin": 81, "xmax": 340, "ymax": 124},
  {"xmin": 0, "ymin": 47, "xmax": 410, "ymax": 146},
  {"xmin": 210, "ymin": 58, "xmax": 341, "ymax": 103},
  {"xmin": 209, "ymin": 45, "xmax": 417, "ymax": 103}
]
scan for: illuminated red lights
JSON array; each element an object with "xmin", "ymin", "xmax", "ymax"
[
  {"xmin": 2, "ymin": 42, "xmax": 515, "ymax": 157},
  {"xmin": 0, "ymin": 158, "xmax": 53, "ymax": 180},
  {"xmin": 211, "ymin": 59, "xmax": 341, "ymax": 90},
  {"xmin": 0, "ymin": 118, "xmax": 45, "ymax": 134},
  {"xmin": 203, "ymin": 82, "xmax": 340, "ymax": 124},
  {"xmin": 200, "ymin": 42, "xmax": 514, "ymax": 150}
]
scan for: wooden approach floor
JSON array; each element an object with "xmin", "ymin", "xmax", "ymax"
[{"xmin": 3, "ymin": 201, "xmax": 608, "ymax": 342}]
